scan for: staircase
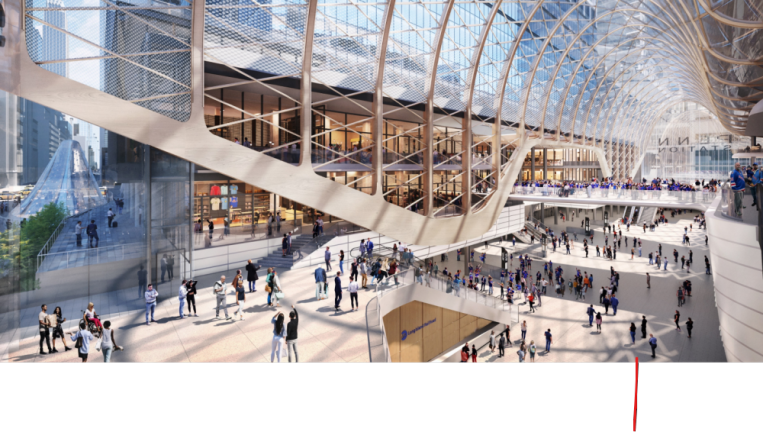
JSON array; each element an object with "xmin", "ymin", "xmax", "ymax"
[
  {"xmin": 524, "ymin": 219, "xmax": 548, "ymax": 241},
  {"xmin": 638, "ymin": 206, "xmax": 658, "ymax": 225},
  {"xmin": 255, "ymin": 234, "xmax": 323, "ymax": 269}
]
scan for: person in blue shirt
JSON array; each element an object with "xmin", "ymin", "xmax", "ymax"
[
  {"xmin": 544, "ymin": 329, "xmax": 552, "ymax": 352},
  {"xmin": 68, "ymin": 321, "xmax": 94, "ymax": 362},
  {"xmin": 366, "ymin": 238, "xmax": 374, "ymax": 258},
  {"xmin": 611, "ymin": 295, "xmax": 619, "ymax": 315},
  {"xmin": 649, "ymin": 334, "xmax": 658, "ymax": 358},
  {"xmin": 324, "ymin": 247, "xmax": 332, "ymax": 271},
  {"xmin": 752, "ymin": 164, "xmax": 762, "ymax": 207},
  {"xmin": 730, "ymin": 162, "xmax": 746, "ymax": 216},
  {"xmin": 315, "ymin": 266, "xmax": 327, "ymax": 300},
  {"xmin": 586, "ymin": 305, "xmax": 595, "ymax": 326}
]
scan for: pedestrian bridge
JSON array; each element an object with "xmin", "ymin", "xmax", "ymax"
[{"xmin": 507, "ymin": 187, "xmax": 719, "ymax": 211}]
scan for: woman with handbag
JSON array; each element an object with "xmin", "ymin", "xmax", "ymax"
[
  {"xmin": 68, "ymin": 321, "xmax": 94, "ymax": 362},
  {"xmin": 388, "ymin": 259, "xmax": 398, "ymax": 285},
  {"xmin": 265, "ymin": 268, "xmax": 274, "ymax": 306},
  {"xmin": 100, "ymin": 320, "xmax": 122, "ymax": 362},
  {"xmin": 271, "ymin": 270, "xmax": 283, "ymax": 308}
]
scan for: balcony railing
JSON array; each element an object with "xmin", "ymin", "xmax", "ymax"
[{"xmin": 511, "ymin": 184, "xmax": 719, "ymax": 205}]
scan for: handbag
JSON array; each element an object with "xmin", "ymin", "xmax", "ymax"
[
  {"xmin": 75, "ymin": 331, "xmax": 83, "ymax": 349},
  {"xmin": 275, "ymin": 292, "xmax": 285, "ymax": 300}
]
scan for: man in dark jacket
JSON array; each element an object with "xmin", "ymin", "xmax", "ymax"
[
  {"xmin": 334, "ymin": 272, "xmax": 342, "ymax": 311},
  {"xmin": 286, "ymin": 305, "xmax": 299, "ymax": 362},
  {"xmin": 245, "ymin": 259, "xmax": 260, "ymax": 292},
  {"xmin": 641, "ymin": 315, "xmax": 648, "ymax": 339},
  {"xmin": 86, "ymin": 219, "xmax": 99, "ymax": 248}
]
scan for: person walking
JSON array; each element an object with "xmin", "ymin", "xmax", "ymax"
[
  {"xmin": 270, "ymin": 270, "xmax": 283, "ymax": 308},
  {"xmin": 489, "ymin": 330, "xmax": 496, "ymax": 353},
  {"xmin": 339, "ymin": 250, "xmax": 345, "ymax": 275},
  {"xmin": 186, "ymin": 279, "xmax": 197, "ymax": 316},
  {"xmin": 544, "ymin": 329, "xmax": 552, "ymax": 352},
  {"xmin": 334, "ymin": 272, "xmax": 343, "ymax": 311},
  {"xmin": 521, "ymin": 321, "xmax": 527, "ymax": 341},
  {"xmin": 324, "ymin": 247, "xmax": 332, "ymax": 271},
  {"xmin": 460, "ymin": 343, "xmax": 469, "ymax": 362},
  {"xmin": 674, "ymin": 310, "xmax": 681, "ymax": 331},
  {"xmin": 50, "ymin": 306, "xmax": 71, "ymax": 352},
  {"xmin": 686, "ymin": 317, "xmax": 693, "ymax": 339},
  {"xmin": 498, "ymin": 333, "xmax": 505, "ymax": 358},
  {"xmin": 646, "ymin": 272, "xmax": 650, "ymax": 289},
  {"xmin": 528, "ymin": 341, "xmax": 536, "ymax": 362},
  {"xmin": 360, "ymin": 259, "xmax": 369, "ymax": 289},
  {"xmin": 315, "ymin": 266, "xmax": 327, "ymax": 300},
  {"xmin": 286, "ymin": 305, "xmax": 299, "ymax": 362},
  {"xmin": 471, "ymin": 344, "xmax": 477, "ymax": 362},
  {"xmin": 145, "ymin": 284, "xmax": 158, "ymax": 325},
  {"xmin": 595, "ymin": 312, "xmax": 603, "ymax": 333},
  {"xmin": 348, "ymin": 276, "xmax": 359, "ymax": 311},
  {"xmin": 629, "ymin": 322, "xmax": 637, "ymax": 344},
  {"xmin": 69, "ymin": 321, "xmax": 94, "ymax": 362},
  {"xmin": 649, "ymin": 333, "xmax": 657, "ymax": 358},
  {"xmin": 586, "ymin": 304, "xmax": 595, "ymax": 326},
  {"xmin": 677, "ymin": 287, "xmax": 685, "ymax": 307},
  {"xmin": 611, "ymin": 295, "xmax": 619, "ymax": 315},
  {"xmin": 516, "ymin": 346, "xmax": 525, "ymax": 362},
  {"xmin": 245, "ymin": 259, "xmax": 260, "ymax": 292},
  {"xmin": 178, "ymin": 279, "xmax": 187, "ymax": 319},
  {"xmin": 641, "ymin": 316, "xmax": 648, "ymax": 339},
  {"xmin": 100, "ymin": 321, "xmax": 122, "ymax": 363},
  {"xmin": 233, "ymin": 272, "xmax": 246, "ymax": 320},
  {"xmin": 528, "ymin": 293, "xmax": 536, "ymax": 313},
  {"xmin": 86, "ymin": 219, "xmax": 99, "ymax": 248},
  {"xmin": 38, "ymin": 304, "xmax": 52, "ymax": 355},
  {"xmin": 74, "ymin": 221, "xmax": 83, "ymax": 247},
  {"xmin": 270, "ymin": 311, "xmax": 287, "ymax": 362},
  {"xmin": 213, "ymin": 276, "xmax": 231, "ymax": 320}
]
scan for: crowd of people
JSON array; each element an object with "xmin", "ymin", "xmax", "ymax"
[{"xmin": 514, "ymin": 177, "xmax": 724, "ymax": 198}]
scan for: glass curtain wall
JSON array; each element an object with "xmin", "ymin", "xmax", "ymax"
[
  {"xmin": 0, "ymin": 95, "xmax": 190, "ymax": 359},
  {"xmin": 641, "ymin": 103, "xmax": 751, "ymax": 181}
]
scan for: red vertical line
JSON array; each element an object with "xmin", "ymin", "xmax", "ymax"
[{"xmin": 634, "ymin": 357, "xmax": 639, "ymax": 431}]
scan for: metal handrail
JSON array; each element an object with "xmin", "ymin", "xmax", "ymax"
[{"xmin": 37, "ymin": 207, "xmax": 96, "ymax": 264}]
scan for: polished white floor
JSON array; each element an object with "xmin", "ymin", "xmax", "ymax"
[{"xmin": 459, "ymin": 209, "xmax": 725, "ymax": 362}]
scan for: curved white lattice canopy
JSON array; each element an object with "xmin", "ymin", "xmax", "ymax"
[{"xmin": 4, "ymin": 0, "xmax": 763, "ymax": 243}]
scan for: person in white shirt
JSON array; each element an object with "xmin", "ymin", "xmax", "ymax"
[
  {"xmin": 214, "ymin": 276, "xmax": 232, "ymax": 320},
  {"xmin": 348, "ymin": 276, "xmax": 360, "ymax": 311},
  {"xmin": 145, "ymin": 284, "xmax": 158, "ymax": 325},
  {"xmin": 69, "ymin": 321, "xmax": 94, "ymax": 362},
  {"xmin": 107, "ymin": 208, "xmax": 115, "ymax": 228},
  {"xmin": 38, "ymin": 304, "xmax": 52, "ymax": 355},
  {"xmin": 178, "ymin": 280, "xmax": 188, "ymax": 319}
]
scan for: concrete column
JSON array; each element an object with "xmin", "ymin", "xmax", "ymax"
[
  {"xmin": 592, "ymin": 206, "xmax": 596, "ymax": 222},
  {"xmin": 554, "ymin": 206, "xmax": 558, "ymax": 225},
  {"xmin": 540, "ymin": 203, "xmax": 545, "ymax": 224},
  {"xmin": 543, "ymin": 148, "xmax": 548, "ymax": 180},
  {"xmin": 530, "ymin": 149, "xmax": 535, "ymax": 182}
]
